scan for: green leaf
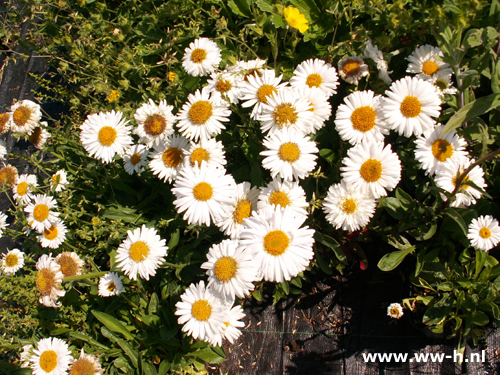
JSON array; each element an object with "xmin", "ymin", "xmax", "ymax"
[
  {"xmin": 395, "ymin": 188, "xmax": 413, "ymax": 210},
  {"xmin": 148, "ymin": 293, "xmax": 159, "ymax": 315},
  {"xmin": 314, "ymin": 232, "xmax": 347, "ymax": 264},
  {"xmin": 378, "ymin": 197, "xmax": 403, "ymax": 220},
  {"xmin": 319, "ymin": 148, "xmax": 335, "ymax": 163},
  {"xmin": 490, "ymin": 303, "xmax": 500, "ymax": 320},
  {"xmin": 271, "ymin": 14, "xmax": 285, "ymax": 27},
  {"xmin": 492, "ymin": 59, "xmax": 500, "ymax": 94},
  {"xmin": 423, "ymin": 306, "xmax": 449, "ymax": 325},
  {"xmin": 188, "ymin": 347, "xmax": 226, "ymax": 364},
  {"xmin": 378, "ymin": 248, "xmax": 413, "ymax": 271},
  {"xmin": 115, "ymin": 338, "xmax": 139, "ymax": 368},
  {"xmin": 281, "ymin": 280, "xmax": 290, "ymax": 295},
  {"xmin": 92, "ymin": 311, "xmax": 134, "ymax": 341},
  {"xmin": 167, "ymin": 229, "xmax": 180, "ymax": 250},
  {"xmin": 255, "ymin": 0, "xmax": 273, "ymax": 12},
  {"xmin": 158, "ymin": 360, "xmax": 171, "ymax": 375},
  {"xmin": 437, "ymin": 281, "xmax": 454, "ymax": 291},
  {"xmin": 445, "ymin": 208, "xmax": 468, "ymax": 236},
  {"xmin": 472, "ymin": 311, "xmax": 489, "ymax": 326},
  {"xmin": 69, "ymin": 332, "xmax": 110, "ymax": 349},
  {"xmin": 228, "ymin": 0, "xmax": 252, "ymax": 17},
  {"xmin": 252, "ymin": 287, "xmax": 263, "ymax": 301}
]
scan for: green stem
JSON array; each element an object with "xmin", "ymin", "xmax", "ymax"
[
  {"xmin": 63, "ymin": 271, "xmax": 107, "ymax": 283},
  {"xmin": 162, "ymin": 261, "xmax": 183, "ymax": 268}
]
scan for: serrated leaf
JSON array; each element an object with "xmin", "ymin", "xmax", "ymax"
[
  {"xmin": 271, "ymin": 14, "xmax": 285, "ymax": 27},
  {"xmin": 92, "ymin": 311, "xmax": 134, "ymax": 341},
  {"xmin": 255, "ymin": 0, "xmax": 273, "ymax": 12}
]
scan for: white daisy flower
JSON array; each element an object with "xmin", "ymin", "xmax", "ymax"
[
  {"xmin": 289, "ymin": 58, "xmax": 339, "ymax": 97},
  {"xmin": 294, "ymin": 86, "xmax": 332, "ymax": 133},
  {"xmin": 19, "ymin": 344, "xmax": 33, "ymax": 368},
  {"xmin": 203, "ymin": 70, "xmax": 242, "ymax": 104},
  {"xmin": 364, "ymin": 40, "xmax": 392, "ymax": 85},
  {"xmin": 434, "ymin": 157, "xmax": 486, "ymax": 208},
  {"xmin": 36, "ymin": 254, "xmax": 65, "ymax": 308},
  {"xmin": 68, "ymin": 349, "xmax": 104, "ymax": 375},
  {"xmin": 0, "ymin": 211, "xmax": 8, "ymax": 237},
  {"xmin": 467, "ymin": 215, "xmax": 500, "ymax": 251},
  {"xmin": 201, "ymin": 239, "xmax": 258, "ymax": 300},
  {"xmin": 208, "ymin": 304, "xmax": 246, "ymax": 347},
  {"xmin": 37, "ymin": 219, "xmax": 68, "ymax": 249},
  {"xmin": 98, "ymin": 272, "xmax": 125, "ymax": 297},
  {"xmin": 340, "ymin": 141, "xmax": 401, "ymax": 199},
  {"xmin": 133, "ymin": 99, "xmax": 176, "ymax": 147},
  {"xmin": 338, "ymin": 56, "xmax": 369, "ymax": 85},
  {"xmin": 215, "ymin": 181, "xmax": 259, "ymax": 239},
  {"xmin": 407, "ymin": 45, "xmax": 453, "ymax": 81},
  {"xmin": 240, "ymin": 206, "xmax": 315, "ymax": 282},
  {"xmin": 0, "ymin": 164, "xmax": 18, "ymax": 188},
  {"xmin": 148, "ymin": 135, "xmax": 190, "ymax": 183},
  {"xmin": 115, "ymin": 224, "xmax": 168, "ymax": 281},
  {"xmin": 260, "ymin": 128, "xmax": 318, "ymax": 181},
  {"xmin": 0, "ymin": 112, "xmax": 11, "ymax": 134},
  {"xmin": 25, "ymin": 194, "xmax": 60, "ymax": 232},
  {"xmin": 123, "ymin": 144, "xmax": 149, "ymax": 175},
  {"xmin": 334, "ymin": 90, "xmax": 389, "ymax": 145},
  {"xmin": 55, "ymin": 252, "xmax": 84, "ymax": 278},
  {"xmin": 229, "ymin": 58, "xmax": 267, "ymax": 82},
  {"xmin": 27, "ymin": 123, "xmax": 50, "ymax": 149},
  {"xmin": 240, "ymin": 69, "xmax": 288, "ymax": 119},
  {"xmin": 414, "ymin": 124, "xmax": 468, "ymax": 175},
  {"xmin": 432, "ymin": 71, "xmax": 458, "ymax": 99},
  {"xmin": 172, "ymin": 162, "xmax": 236, "ymax": 226},
  {"xmin": 322, "ymin": 181, "xmax": 377, "ymax": 232},
  {"xmin": 9, "ymin": 99, "xmax": 41, "ymax": 135},
  {"xmin": 381, "ymin": 76, "xmax": 441, "ymax": 137},
  {"xmin": 13, "ymin": 174, "xmax": 38, "ymax": 204},
  {"xmin": 257, "ymin": 177, "xmax": 308, "ymax": 217},
  {"xmin": 1, "ymin": 248, "xmax": 25, "ymax": 274},
  {"xmin": 50, "ymin": 170, "xmax": 68, "ymax": 192},
  {"xmin": 175, "ymin": 280, "xmax": 227, "ymax": 342},
  {"xmin": 185, "ymin": 137, "xmax": 226, "ymax": 170},
  {"xmin": 182, "ymin": 37, "xmax": 221, "ymax": 77},
  {"xmin": 387, "ymin": 303, "xmax": 404, "ymax": 319},
  {"xmin": 176, "ymin": 89, "xmax": 231, "ymax": 141},
  {"xmin": 30, "ymin": 337, "xmax": 71, "ymax": 375},
  {"xmin": 80, "ymin": 110, "xmax": 133, "ymax": 164},
  {"xmin": 0, "ymin": 139, "xmax": 6, "ymax": 160}
]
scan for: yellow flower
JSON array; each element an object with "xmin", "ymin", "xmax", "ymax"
[
  {"xmin": 107, "ymin": 90, "xmax": 120, "ymax": 103},
  {"xmin": 283, "ymin": 6, "xmax": 309, "ymax": 33},
  {"xmin": 168, "ymin": 72, "xmax": 177, "ymax": 82}
]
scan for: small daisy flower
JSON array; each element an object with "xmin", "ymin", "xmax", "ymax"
[
  {"xmin": 257, "ymin": 177, "xmax": 308, "ymax": 218},
  {"xmin": 294, "ymin": 86, "xmax": 332, "ymax": 133},
  {"xmin": 240, "ymin": 69, "xmax": 288, "ymax": 119},
  {"xmin": 340, "ymin": 142, "xmax": 401, "ymax": 199},
  {"xmin": 148, "ymin": 135, "xmax": 190, "ymax": 183},
  {"xmin": 25, "ymin": 194, "xmax": 60, "ymax": 232},
  {"xmin": 432, "ymin": 72, "xmax": 458, "ymax": 99},
  {"xmin": 115, "ymin": 224, "xmax": 168, "ymax": 281},
  {"xmin": 215, "ymin": 182, "xmax": 259, "ymax": 239},
  {"xmin": 98, "ymin": 272, "xmax": 125, "ymax": 297},
  {"xmin": 208, "ymin": 304, "xmax": 246, "ymax": 347},
  {"xmin": 37, "ymin": 219, "xmax": 68, "ymax": 249},
  {"xmin": 0, "ymin": 211, "xmax": 8, "ymax": 237},
  {"xmin": 338, "ymin": 56, "xmax": 369, "ymax": 85},
  {"xmin": 203, "ymin": 70, "xmax": 242, "ymax": 104},
  {"xmin": 0, "ymin": 164, "xmax": 19, "ymax": 188},
  {"xmin": 175, "ymin": 280, "xmax": 227, "ymax": 342},
  {"xmin": 68, "ymin": 349, "xmax": 104, "ymax": 375},
  {"xmin": 123, "ymin": 144, "xmax": 149, "ymax": 175},
  {"xmin": 172, "ymin": 162, "xmax": 236, "ymax": 226},
  {"xmin": 36, "ymin": 254, "xmax": 66, "ymax": 308},
  {"xmin": 290, "ymin": 58, "xmax": 339, "ymax": 97},
  {"xmin": 182, "ymin": 37, "xmax": 221, "ymax": 77},
  {"xmin": 133, "ymin": 99, "xmax": 176, "ymax": 147},
  {"xmin": 1, "ymin": 248, "xmax": 25, "ymax": 274},
  {"xmin": 19, "ymin": 344, "xmax": 33, "ymax": 368},
  {"xmin": 434, "ymin": 157, "xmax": 486, "ymax": 208},
  {"xmin": 414, "ymin": 124, "xmax": 468, "ymax": 175},
  {"xmin": 387, "ymin": 303, "xmax": 404, "ymax": 319},
  {"xmin": 0, "ymin": 139, "xmax": 6, "ymax": 160},
  {"xmin": 229, "ymin": 58, "xmax": 267, "ymax": 82},
  {"xmin": 407, "ymin": 45, "xmax": 453, "ymax": 82},
  {"xmin": 49, "ymin": 170, "xmax": 68, "ymax": 193},
  {"xmin": 55, "ymin": 252, "xmax": 84, "ymax": 278},
  {"xmin": 0, "ymin": 112, "xmax": 11, "ymax": 134},
  {"xmin": 80, "ymin": 110, "xmax": 133, "ymax": 164},
  {"xmin": 364, "ymin": 41, "xmax": 393, "ymax": 84},
  {"xmin": 260, "ymin": 128, "xmax": 318, "ymax": 181},
  {"xmin": 9, "ymin": 99, "xmax": 41, "ymax": 135},
  {"xmin": 322, "ymin": 181, "xmax": 377, "ymax": 232},
  {"xmin": 283, "ymin": 6, "xmax": 309, "ymax": 33},
  {"xmin": 13, "ymin": 174, "xmax": 38, "ymax": 204},
  {"xmin": 239, "ymin": 206, "xmax": 315, "ymax": 283},
  {"xmin": 27, "ymin": 123, "xmax": 50, "ymax": 149},
  {"xmin": 30, "ymin": 337, "xmax": 71, "ymax": 375},
  {"xmin": 185, "ymin": 137, "xmax": 226, "ymax": 170},
  {"xmin": 176, "ymin": 89, "xmax": 231, "ymax": 141},
  {"xmin": 381, "ymin": 76, "xmax": 441, "ymax": 137},
  {"xmin": 334, "ymin": 90, "xmax": 389, "ymax": 145},
  {"xmin": 467, "ymin": 215, "xmax": 500, "ymax": 251},
  {"xmin": 201, "ymin": 239, "xmax": 258, "ymax": 300}
]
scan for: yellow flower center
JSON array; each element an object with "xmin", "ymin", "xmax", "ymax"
[
  {"xmin": 278, "ymin": 142, "xmax": 301, "ymax": 162},
  {"xmin": 422, "ymin": 61, "xmax": 439, "ymax": 76},
  {"xmin": 4, "ymin": 253, "xmax": 18, "ymax": 268},
  {"xmin": 213, "ymin": 256, "xmax": 238, "ymax": 282},
  {"xmin": 43, "ymin": 225, "xmax": 59, "ymax": 241},
  {"xmin": 39, "ymin": 350, "xmax": 58, "ymax": 373},
  {"xmin": 107, "ymin": 282, "xmax": 116, "ymax": 292},
  {"xmin": 190, "ymin": 148, "xmax": 209, "ymax": 167},
  {"xmin": 162, "ymin": 147, "xmax": 183, "ymax": 167},
  {"xmin": 28, "ymin": 127, "xmax": 43, "ymax": 147},
  {"xmin": 389, "ymin": 307, "xmax": 400, "ymax": 317},
  {"xmin": 0, "ymin": 166, "xmax": 18, "ymax": 187},
  {"xmin": 36, "ymin": 268, "xmax": 56, "ymax": 296},
  {"xmin": 0, "ymin": 113, "xmax": 10, "ymax": 133},
  {"xmin": 256, "ymin": 84, "xmax": 277, "ymax": 104},
  {"xmin": 359, "ymin": 159, "xmax": 382, "ymax": 182},
  {"xmin": 144, "ymin": 114, "xmax": 166, "ymax": 136},
  {"xmin": 269, "ymin": 191, "xmax": 290, "ymax": 207},
  {"xmin": 216, "ymin": 79, "xmax": 232, "ymax": 94},
  {"xmin": 306, "ymin": 73, "xmax": 322, "ymax": 88},
  {"xmin": 263, "ymin": 230, "xmax": 290, "ymax": 256},
  {"xmin": 129, "ymin": 241, "xmax": 150, "ymax": 263},
  {"xmin": 431, "ymin": 139, "xmax": 453, "ymax": 162},
  {"xmin": 342, "ymin": 61, "xmax": 362, "ymax": 76},
  {"xmin": 188, "ymin": 101, "xmax": 213, "ymax": 125},
  {"xmin": 233, "ymin": 199, "xmax": 252, "ymax": 224},
  {"xmin": 342, "ymin": 198, "xmax": 357, "ymax": 214},
  {"xmin": 193, "ymin": 182, "xmax": 213, "ymax": 201},
  {"xmin": 130, "ymin": 153, "xmax": 142, "ymax": 165},
  {"xmin": 191, "ymin": 299, "xmax": 212, "ymax": 321},
  {"xmin": 351, "ymin": 106, "xmax": 376, "ymax": 132},
  {"xmin": 190, "ymin": 48, "xmax": 207, "ymax": 63},
  {"xmin": 400, "ymin": 96, "xmax": 422, "ymax": 118},
  {"xmin": 57, "ymin": 253, "xmax": 80, "ymax": 277},
  {"xmin": 16, "ymin": 181, "xmax": 28, "ymax": 196},
  {"xmin": 479, "ymin": 227, "xmax": 491, "ymax": 239},
  {"xmin": 69, "ymin": 357, "xmax": 95, "ymax": 375},
  {"xmin": 98, "ymin": 126, "xmax": 117, "ymax": 146},
  {"xmin": 273, "ymin": 103, "xmax": 298, "ymax": 127},
  {"xmin": 33, "ymin": 204, "xmax": 50, "ymax": 222},
  {"xmin": 13, "ymin": 106, "xmax": 31, "ymax": 127}
]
